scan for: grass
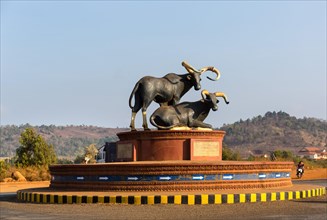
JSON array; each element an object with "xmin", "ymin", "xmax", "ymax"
[{"xmin": 0, "ymin": 163, "xmax": 50, "ymax": 182}]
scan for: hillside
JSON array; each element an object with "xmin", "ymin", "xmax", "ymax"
[
  {"xmin": 219, "ymin": 111, "xmax": 326, "ymax": 157},
  {"xmin": 1, "ymin": 111, "xmax": 326, "ymax": 159},
  {"xmin": 0, "ymin": 124, "xmax": 129, "ymax": 158}
]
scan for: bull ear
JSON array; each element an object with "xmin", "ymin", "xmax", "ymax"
[{"xmin": 187, "ymin": 75, "xmax": 192, "ymax": 80}]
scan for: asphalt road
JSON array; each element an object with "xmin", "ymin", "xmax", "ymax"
[
  {"xmin": 0, "ymin": 180, "xmax": 326, "ymax": 220},
  {"xmin": 293, "ymin": 179, "xmax": 327, "ymax": 187}
]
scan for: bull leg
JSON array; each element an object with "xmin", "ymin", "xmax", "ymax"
[
  {"xmin": 189, "ymin": 120, "xmax": 213, "ymax": 129},
  {"xmin": 168, "ymin": 97, "xmax": 179, "ymax": 106},
  {"xmin": 142, "ymin": 111, "xmax": 150, "ymax": 130},
  {"xmin": 130, "ymin": 112, "xmax": 137, "ymax": 131}
]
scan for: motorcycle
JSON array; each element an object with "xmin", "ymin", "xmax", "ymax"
[{"xmin": 296, "ymin": 168, "xmax": 304, "ymax": 178}]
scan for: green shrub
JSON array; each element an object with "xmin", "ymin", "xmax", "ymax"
[
  {"xmin": 0, "ymin": 160, "xmax": 9, "ymax": 181},
  {"xmin": 222, "ymin": 146, "xmax": 241, "ymax": 161}
]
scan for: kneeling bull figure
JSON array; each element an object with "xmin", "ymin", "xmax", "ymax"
[{"xmin": 150, "ymin": 90, "xmax": 229, "ymax": 130}]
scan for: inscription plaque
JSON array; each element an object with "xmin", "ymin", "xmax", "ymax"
[
  {"xmin": 116, "ymin": 143, "xmax": 133, "ymax": 159},
  {"xmin": 193, "ymin": 141, "xmax": 219, "ymax": 157}
]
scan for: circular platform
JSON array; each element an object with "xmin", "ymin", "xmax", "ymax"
[{"xmin": 49, "ymin": 161, "xmax": 293, "ymax": 191}]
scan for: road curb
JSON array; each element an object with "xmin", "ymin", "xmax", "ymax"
[{"xmin": 17, "ymin": 187, "xmax": 326, "ymax": 205}]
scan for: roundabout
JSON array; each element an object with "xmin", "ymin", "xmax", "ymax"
[
  {"xmin": 15, "ymin": 62, "xmax": 327, "ymax": 205},
  {"xmin": 17, "ymin": 183, "xmax": 326, "ymax": 205},
  {"xmin": 15, "ymin": 130, "xmax": 326, "ymax": 204}
]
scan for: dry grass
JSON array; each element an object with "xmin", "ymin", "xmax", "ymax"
[{"xmin": 1, "ymin": 166, "xmax": 50, "ymax": 182}]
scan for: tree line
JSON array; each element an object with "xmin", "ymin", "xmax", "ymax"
[
  {"xmin": 220, "ymin": 111, "xmax": 326, "ymax": 152},
  {"xmin": 0, "ymin": 124, "xmax": 126, "ymax": 158},
  {"xmin": 1, "ymin": 114, "xmax": 326, "ymax": 182},
  {"xmin": 0, "ymin": 127, "xmax": 102, "ymax": 181}
]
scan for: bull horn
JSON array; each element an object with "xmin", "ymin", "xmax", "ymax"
[
  {"xmin": 200, "ymin": 66, "xmax": 221, "ymax": 81},
  {"xmin": 201, "ymin": 90, "xmax": 210, "ymax": 100},
  {"xmin": 215, "ymin": 92, "xmax": 229, "ymax": 104},
  {"xmin": 182, "ymin": 61, "xmax": 201, "ymax": 73}
]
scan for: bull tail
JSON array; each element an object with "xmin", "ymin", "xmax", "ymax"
[
  {"xmin": 150, "ymin": 115, "xmax": 177, "ymax": 130},
  {"xmin": 129, "ymin": 82, "xmax": 140, "ymax": 109}
]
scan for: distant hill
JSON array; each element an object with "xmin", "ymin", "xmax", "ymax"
[
  {"xmin": 0, "ymin": 124, "xmax": 129, "ymax": 158},
  {"xmin": 1, "ymin": 111, "xmax": 326, "ymax": 159},
  {"xmin": 219, "ymin": 111, "xmax": 326, "ymax": 157}
]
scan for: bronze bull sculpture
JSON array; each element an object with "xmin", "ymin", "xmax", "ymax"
[
  {"xmin": 129, "ymin": 61, "xmax": 221, "ymax": 131},
  {"xmin": 150, "ymin": 90, "xmax": 229, "ymax": 130}
]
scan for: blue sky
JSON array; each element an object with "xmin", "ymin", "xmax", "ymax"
[{"xmin": 1, "ymin": 1, "xmax": 326, "ymax": 128}]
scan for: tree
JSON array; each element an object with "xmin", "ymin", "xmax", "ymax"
[
  {"xmin": 15, "ymin": 128, "xmax": 57, "ymax": 167},
  {"xmin": 74, "ymin": 155, "xmax": 85, "ymax": 164},
  {"xmin": 282, "ymin": 150, "xmax": 293, "ymax": 159},
  {"xmin": 74, "ymin": 144, "xmax": 99, "ymax": 164},
  {"xmin": 222, "ymin": 146, "xmax": 241, "ymax": 161},
  {"xmin": 57, "ymin": 158, "xmax": 74, "ymax": 164},
  {"xmin": 84, "ymin": 144, "xmax": 98, "ymax": 164},
  {"xmin": 0, "ymin": 160, "xmax": 10, "ymax": 181},
  {"xmin": 271, "ymin": 150, "xmax": 293, "ymax": 161}
]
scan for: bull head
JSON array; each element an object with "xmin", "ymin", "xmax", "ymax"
[
  {"xmin": 201, "ymin": 90, "xmax": 229, "ymax": 111},
  {"xmin": 182, "ymin": 61, "xmax": 221, "ymax": 81}
]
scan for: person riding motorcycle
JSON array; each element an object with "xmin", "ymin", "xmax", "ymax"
[{"xmin": 296, "ymin": 161, "xmax": 304, "ymax": 178}]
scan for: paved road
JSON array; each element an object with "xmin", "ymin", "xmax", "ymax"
[
  {"xmin": 293, "ymin": 179, "xmax": 327, "ymax": 187},
  {"xmin": 0, "ymin": 180, "xmax": 326, "ymax": 220}
]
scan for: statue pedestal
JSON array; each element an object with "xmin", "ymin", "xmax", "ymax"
[
  {"xmin": 49, "ymin": 130, "xmax": 293, "ymax": 192},
  {"xmin": 116, "ymin": 130, "xmax": 225, "ymax": 161}
]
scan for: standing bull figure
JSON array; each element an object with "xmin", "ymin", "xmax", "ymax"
[
  {"xmin": 150, "ymin": 90, "xmax": 229, "ymax": 130},
  {"xmin": 129, "ymin": 61, "xmax": 221, "ymax": 131}
]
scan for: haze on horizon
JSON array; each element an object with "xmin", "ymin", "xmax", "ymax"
[{"xmin": 1, "ymin": 1, "xmax": 326, "ymax": 128}]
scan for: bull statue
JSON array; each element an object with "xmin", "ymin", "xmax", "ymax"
[
  {"xmin": 129, "ymin": 61, "xmax": 221, "ymax": 131},
  {"xmin": 150, "ymin": 90, "xmax": 229, "ymax": 130}
]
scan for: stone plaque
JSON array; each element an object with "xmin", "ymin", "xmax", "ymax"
[
  {"xmin": 193, "ymin": 141, "xmax": 219, "ymax": 157},
  {"xmin": 116, "ymin": 143, "xmax": 133, "ymax": 159}
]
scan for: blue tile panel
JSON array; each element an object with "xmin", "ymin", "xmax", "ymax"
[{"xmin": 52, "ymin": 172, "xmax": 291, "ymax": 182}]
